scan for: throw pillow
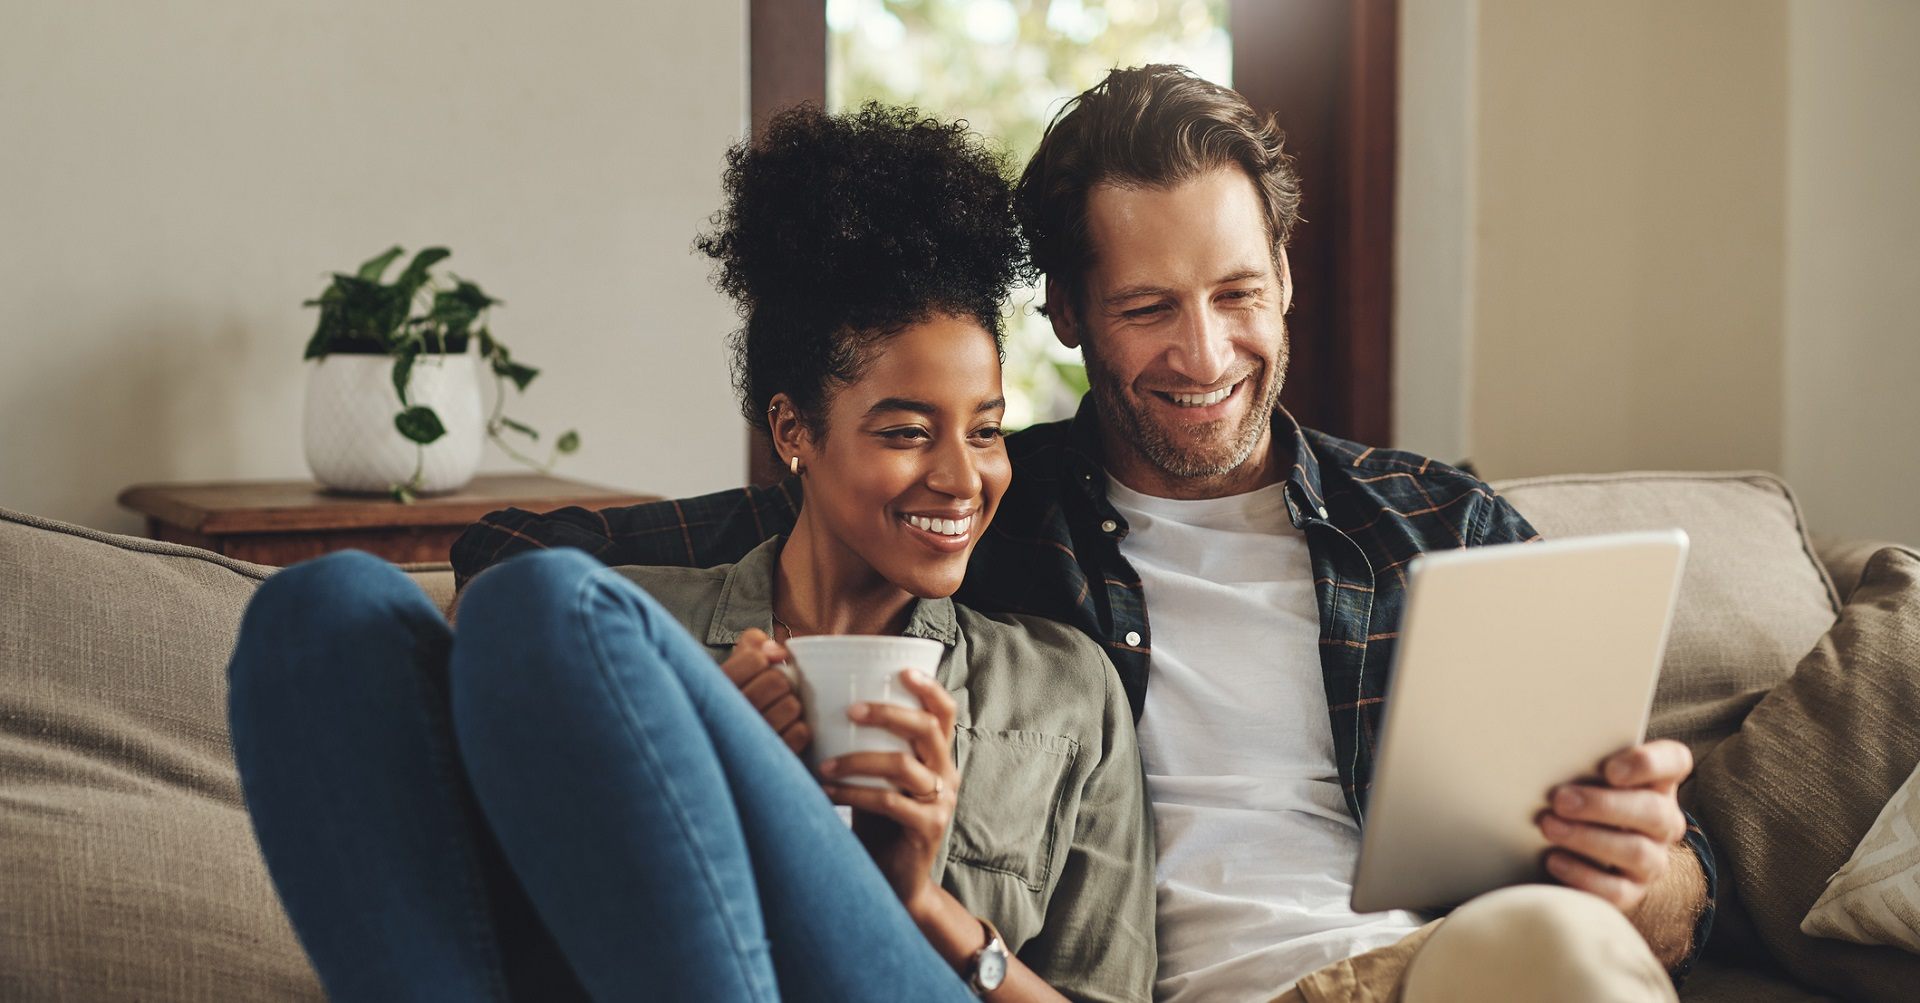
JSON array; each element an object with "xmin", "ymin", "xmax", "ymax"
[
  {"xmin": 1803, "ymin": 757, "xmax": 1920, "ymax": 950},
  {"xmin": 1689, "ymin": 546, "xmax": 1920, "ymax": 1003}
]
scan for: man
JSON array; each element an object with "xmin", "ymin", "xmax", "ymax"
[{"xmin": 452, "ymin": 66, "xmax": 1712, "ymax": 1001}]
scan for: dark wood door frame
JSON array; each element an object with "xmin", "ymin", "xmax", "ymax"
[
  {"xmin": 1231, "ymin": 0, "xmax": 1397, "ymax": 446},
  {"xmin": 746, "ymin": 0, "xmax": 827, "ymax": 487},
  {"xmin": 744, "ymin": 0, "xmax": 1396, "ymax": 481}
]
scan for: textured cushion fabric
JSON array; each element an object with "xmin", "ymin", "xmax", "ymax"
[
  {"xmin": 398, "ymin": 563, "xmax": 456, "ymax": 614},
  {"xmin": 1489, "ymin": 472, "xmax": 1841, "ymax": 762},
  {"xmin": 1804, "ymin": 756, "xmax": 1920, "ymax": 950},
  {"xmin": 1680, "ymin": 957, "xmax": 1839, "ymax": 1002},
  {"xmin": 1813, "ymin": 535, "xmax": 1910, "ymax": 604},
  {"xmin": 1688, "ymin": 547, "xmax": 1920, "ymax": 1003},
  {"xmin": 0, "ymin": 507, "xmax": 323, "ymax": 1000}
]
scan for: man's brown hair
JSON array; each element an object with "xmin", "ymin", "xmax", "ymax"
[{"xmin": 1015, "ymin": 64, "xmax": 1302, "ymax": 310}]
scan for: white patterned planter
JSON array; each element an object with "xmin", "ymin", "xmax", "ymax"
[{"xmin": 302, "ymin": 349, "xmax": 484, "ymax": 494}]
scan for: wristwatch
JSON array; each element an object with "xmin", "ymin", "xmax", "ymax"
[{"xmin": 965, "ymin": 916, "xmax": 1008, "ymax": 995}]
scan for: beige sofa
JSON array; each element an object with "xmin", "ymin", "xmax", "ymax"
[{"xmin": 0, "ymin": 471, "xmax": 1909, "ymax": 1001}]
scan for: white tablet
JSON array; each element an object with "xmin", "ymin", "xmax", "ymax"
[{"xmin": 1349, "ymin": 529, "xmax": 1689, "ymax": 914}]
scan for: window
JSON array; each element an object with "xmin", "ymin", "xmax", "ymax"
[{"xmin": 827, "ymin": 0, "xmax": 1231, "ymax": 429}]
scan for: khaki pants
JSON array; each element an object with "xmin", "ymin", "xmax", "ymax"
[{"xmin": 1271, "ymin": 885, "xmax": 1680, "ymax": 1003}]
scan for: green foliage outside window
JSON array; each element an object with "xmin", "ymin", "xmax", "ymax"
[{"xmin": 829, "ymin": 0, "xmax": 1231, "ymax": 429}]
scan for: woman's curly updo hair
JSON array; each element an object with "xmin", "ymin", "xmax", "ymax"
[{"xmin": 697, "ymin": 102, "xmax": 1023, "ymax": 434}]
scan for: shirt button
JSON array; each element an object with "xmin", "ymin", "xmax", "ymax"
[
  {"xmin": 1101, "ymin": 519, "xmax": 1119, "ymax": 533},
  {"xmin": 1317, "ymin": 506, "xmax": 1329, "ymax": 519},
  {"xmin": 1124, "ymin": 631, "xmax": 1142, "ymax": 646}
]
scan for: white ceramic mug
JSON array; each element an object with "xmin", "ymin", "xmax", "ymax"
[{"xmin": 783, "ymin": 635, "xmax": 944, "ymax": 789}]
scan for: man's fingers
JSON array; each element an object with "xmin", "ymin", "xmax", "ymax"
[
  {"xmin": 1544, "ymin": 849, "xmax": 1643, "ymax": 912},
  {"xmin": 1603, "ymin": 739, "xmax": 1693, "ymax": 791},
  {"xmin": 1551, "ymin": 784, "xmax": 1688, "ymax": 844},
  {"xmin": 1540, "ymin": 815, "xmax": 1669, "ymax": 885}
]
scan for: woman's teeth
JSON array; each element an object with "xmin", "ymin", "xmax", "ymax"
[
  {"xmin": 905, "ymin": 515, "xmax": 969, "ymax": 536},
  {"xmin": 1169, "ymin": 384, "xmax": 1234, "ymax": 407}
]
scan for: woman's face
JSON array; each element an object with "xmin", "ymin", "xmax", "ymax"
[{"xmin": 788, "ymin": 313, "xmax": 1010, "ymax": 600}]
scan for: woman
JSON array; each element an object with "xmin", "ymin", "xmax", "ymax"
[{"xmin": 227, "ymin": 104, "xmax": 1154, "ymax": 1003}]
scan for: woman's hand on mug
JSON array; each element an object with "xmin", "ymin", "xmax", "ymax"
[
  {"xmin": 820, "ymin": 668, "xmax": 960, "ymax": 913},
  {"xmin": 719, "ymin": 629, "xmax": 809, "ymax": 755}
]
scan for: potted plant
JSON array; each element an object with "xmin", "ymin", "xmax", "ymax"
[{"xmin": 300, "ymin": 246, "xmax": 579, "ymax": 501}]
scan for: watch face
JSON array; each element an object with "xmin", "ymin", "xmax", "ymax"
[{"xmin": 977, "ymin": 940, "xmax": 1008, "ymax": 991}]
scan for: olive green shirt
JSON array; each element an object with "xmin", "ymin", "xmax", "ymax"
[{"xmin": 614, "ymin": 537, "xmax": 1155, "ymax": 1003}]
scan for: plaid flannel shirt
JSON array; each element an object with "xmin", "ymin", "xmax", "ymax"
[{"xmin": 450, "ymin": 397, "xmax": 1716, "ymax": 978}]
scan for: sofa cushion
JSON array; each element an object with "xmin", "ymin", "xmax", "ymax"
[
  {"xmin": 0, "ymin": 507, "xmax": 324, "ymax": 1000},
  {"xmin": 1688, "ymin": 546, "xmax": 1920, "ymax": 1003},
  {"xmin": 1489, "ymin": 472, "xmax": 1841, "ymax": 762}
]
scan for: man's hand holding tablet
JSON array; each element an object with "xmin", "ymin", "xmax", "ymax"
[
  {"xmin": 1351, "ymin": 530, "xmax": 1706, "ymax": 969},
  {"xmin": 1540, "ymin": 738, "xmax": 1707, "ymax": 967}
]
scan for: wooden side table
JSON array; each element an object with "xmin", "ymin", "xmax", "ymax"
[{"xmin": 118, "ymin": 474, "xmax": 659, "ymax": 566}]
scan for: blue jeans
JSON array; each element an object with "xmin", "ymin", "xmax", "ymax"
[{"xmin": 228, "ymin": 547, "xmax": 976, "ymax": 1002}]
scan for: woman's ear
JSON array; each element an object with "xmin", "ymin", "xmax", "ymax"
[
  {"xmin": 766, "ymin": 393, "xmax": 812, "ymax": 472},
  {"xmin": 1044, "ymin": 278, "xmax": 1081, "ymax": 350}
]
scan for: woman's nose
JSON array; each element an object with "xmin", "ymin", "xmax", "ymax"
[{"xmin": 926, "ymin": 436, "xmax": 984, "ymax": 498}]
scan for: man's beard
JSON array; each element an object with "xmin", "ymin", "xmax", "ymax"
[{"xmin": 1082, "ymin": 338, "xmax": 1287, "ymax": 481}]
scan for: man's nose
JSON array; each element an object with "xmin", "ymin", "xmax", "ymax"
[
  {"xmin": 926, "ymin": 434, "xmax": 984, "ymax": 499},
  {"xmin": 1166, "ymin": 305, "xmax": 1236, "ymax": 385}
]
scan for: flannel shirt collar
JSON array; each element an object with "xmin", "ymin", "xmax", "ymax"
[
  {"xmin": 705, "ymin": 536, "xmax": 959, "ymax": 648},
  {"xmin": 1061, "ymin": 393, "xmax": 1331, "ymax": 528}
]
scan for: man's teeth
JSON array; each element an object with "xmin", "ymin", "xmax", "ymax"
[
  {"xmin": 1169, "ymin": 385, "xmax": 1234, "ymax": 407},
  {"xmin": 906, "ymin": 515, "xmax": 969, "ymax": 536}
]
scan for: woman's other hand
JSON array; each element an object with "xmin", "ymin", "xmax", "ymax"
[
  {"xmin": 819, "ymin": 668, "xmax": 961, "ymax": 917},
  {"xmin": 719, "ymin": 629, "xmax": 809, "ymax": 755}
]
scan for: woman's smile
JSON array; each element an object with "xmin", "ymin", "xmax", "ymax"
[{"xmin": 899, "ymin": 509, "xmax": 977, "ymax": 553}]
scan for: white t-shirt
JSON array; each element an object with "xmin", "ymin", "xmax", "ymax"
[{"xmin": 1106, "ymin": 478, "xmax": 1424, "ymax": 1001}]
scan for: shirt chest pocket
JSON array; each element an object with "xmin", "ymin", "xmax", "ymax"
[{"xmin": 948, "ymin": 727, "xmax": 1080, "ymax": 894}]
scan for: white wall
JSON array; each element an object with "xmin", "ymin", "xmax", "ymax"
[
  {"xmin": 0, "ymin": 1, "xmax": 748, "ymax": 535},
  {"xmin": 1782, "ymin": 0, "xmax": 1920, "ymax": 545},
  {"xmin": 1467, "ymin": 0, "xmax": 1789, "ymax": 480},
  {"xmin": 1392, "ymin": 0, "xmax": 1477, "ymax": 464},
  {"xmin": 1396, "ymin": 0, "xmax": 1918, "ymax": 543}
]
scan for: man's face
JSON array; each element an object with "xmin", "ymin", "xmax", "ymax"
[{"xmin": 1055, "ymin": 166, "xmax": 1292, "ymax": 496}]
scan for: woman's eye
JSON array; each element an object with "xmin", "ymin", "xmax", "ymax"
[
  {"xmin": 880, "ymin": 427, "xmax": 931, "ymax": 442},
  {"xmin": 972, "ymin": 426, "xmax": 1003, "ymax": 443}
]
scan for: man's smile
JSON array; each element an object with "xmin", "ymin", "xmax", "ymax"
[{"xmin": 1147, "ymin": 376, "xmax": 1248, "ymax": 421}]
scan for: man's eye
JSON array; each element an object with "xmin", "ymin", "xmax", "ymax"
[{"xmin": 1124, "ymin": 304, "xmax": 1166, "ymax": 319}]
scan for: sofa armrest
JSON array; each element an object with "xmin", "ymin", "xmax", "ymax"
[{"xmin": 1812, "ymin": 535, "xmax": 1916, "ymax": 603}]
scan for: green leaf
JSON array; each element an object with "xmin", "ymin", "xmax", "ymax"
[
  {"xmin": 477, "ymin": 326, "xmax": 497, "ymax": 358},
  {"xmin": 356, "ymin": 246, "xmax": 405, "ymax": 282},
  {"xmin": 393, "ymin": 247, "xmax": 452, "ymax": 302},
  {"xmin": 501, "ymin": 362, "xmax": 539, "ymax": 392},
  {"xmin": 500, "ymin": 416, "xmax": 538, "ymax": 439},
  {"xmin": 394, "ymin": 405, "xmax": 447, "ymax": 445},
  {"xmin": 555, "ymin": 429, "xmax": 580, "ymax": 454},
  {"xmin": 390, "ymin": 347, "xmax": 419, "ymax": 405}
]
